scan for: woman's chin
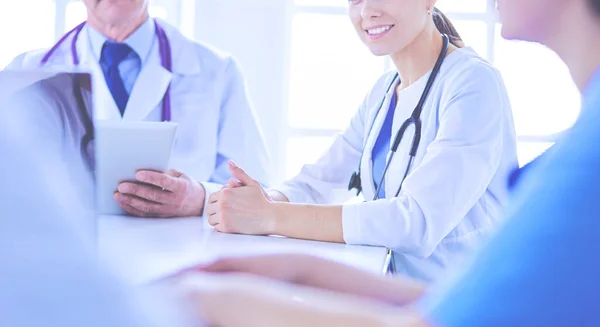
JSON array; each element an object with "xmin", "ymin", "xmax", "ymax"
[{"xmin": 367, "ymin": 47, "xmax": 393, "ymax": 57}]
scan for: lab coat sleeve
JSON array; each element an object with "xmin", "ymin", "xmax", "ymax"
[
  {"xmin": 342, "ymin": 65, "xmax": 506, "ymax": 258},
  {"xmin": 274, "ymin": 98, "xmax": 369, "ymax": 204},
  {"xmin": 4, "ymin": 52, "xmax": 27, "ymax": 69},
  {"xmin": 202, "ymin": 57, "xmax": 270, "ymax": 199},
  {"xmin": 3, "ymin": 79, "xmax": 65, "ymax": 154},
  {"xmin": 4, "ymin": 49, "xmax": 46, "ymax": 70}
]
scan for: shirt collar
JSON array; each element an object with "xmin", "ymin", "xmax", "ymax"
[{"xmin": 86, "ymin": 17, "xmax": 155, "ymax": 64}]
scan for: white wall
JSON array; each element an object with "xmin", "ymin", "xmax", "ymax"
[{"xmin": 194, "ymin": 0, "xmax": 292, "ymax": 184}]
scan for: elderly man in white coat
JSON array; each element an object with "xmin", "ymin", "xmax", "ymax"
[{"xmin": 5, "ymin": 0, "xmax": 270, "ymax": 218}]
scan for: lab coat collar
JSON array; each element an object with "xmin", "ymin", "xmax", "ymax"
[
  {"xmin": 75, "ymin": 27, "xmax": 121, "ymax": 120},
  {"xmin": 155, "ymin": 18, "xmax": 202, "ymax": 76},
  {"xmin": 48, "ymin": 19, "xmax": 202, "ymax": 76},
  {"xmin": 122, "ymin": 46, "xmax": 172, "ymax": 121},
  {"xmin": 86, "ymin": 17, "xmax": 155, "ymax": 66},
  {"xmin": 84, "ymin": 17, "xmax": 202, "ymax": 77},
  {"xmin": 45, "ymin": 19, "xmax": 201, "ymax": 121},
  {"xmin": 360, "ymin": 73, "xmax": 400, "ymax": 200},
  {"xmin": 77, "ymin": 26, "xmax": 172, "ymax": 121}
]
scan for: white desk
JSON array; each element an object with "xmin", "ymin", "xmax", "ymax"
[{"xmin": 98, "ymin": 215, "xmax": 389, "ymax": 285}]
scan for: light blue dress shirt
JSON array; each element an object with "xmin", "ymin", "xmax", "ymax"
[
  {"xmin": 0, "ymin": 83, "xmax": 197, "ymax": 327},
  {"xmin": 423, "ymin": 69, "xmax": 600, "ymax": 326},
  {"xmin": 86, "ymin": 17, "xmax": 156, "ymax": 94}
]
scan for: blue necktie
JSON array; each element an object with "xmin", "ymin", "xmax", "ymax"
[
  {"xmin": 100, "ymin": 42, "xmax": 133, "ymax": 116},
  {"xmin": 371, "ymin": 92, "xmax": 398, "ymax": 199}
]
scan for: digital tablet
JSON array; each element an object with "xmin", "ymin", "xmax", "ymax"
[{"xmin": 95, "ymin": 120, "xmax": 178, "ymax": 215}]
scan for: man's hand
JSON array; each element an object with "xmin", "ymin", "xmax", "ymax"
[{"xmin": 114, "ymin": 169, "xmax": 205, "ymax": 218}]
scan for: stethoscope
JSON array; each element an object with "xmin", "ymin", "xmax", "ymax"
[
  {"xmin": 348, "ymin": 34, "xmax": 450, "ymax": 202},
  {"xmin": 39, "ymin": 19, "xmax": 173, "ymax": 162}
]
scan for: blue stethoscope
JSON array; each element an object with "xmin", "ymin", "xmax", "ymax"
[
  {"xmin": 348, "ymin": 34, "xmax": 449, "ymax": 202},
  {"xmin": 39, "ymin": 19, "xmax": 173, "ymax": 163}
]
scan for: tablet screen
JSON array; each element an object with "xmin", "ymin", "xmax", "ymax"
[{"xmin": 95, "ymin": 120, "xmax": 178, "ymax": 215}]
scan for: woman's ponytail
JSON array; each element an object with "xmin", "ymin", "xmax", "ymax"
[{"xmin": 432, "ymin": 8, "xmax": 465, "ymax": 48}]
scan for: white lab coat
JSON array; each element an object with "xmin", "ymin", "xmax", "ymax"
[
  {"xmin": 277, "ymin": 47, "xmax": 518, "ymax": 282},
  {"xmin": 5, "ymin": 19, "xmax": 270, "ymax": 210}
]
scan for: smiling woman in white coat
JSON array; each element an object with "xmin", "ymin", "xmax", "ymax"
[
  {"xmin": 206, "ymin": 0, "xmax": 518, "ymax": 282},
  {"xmin": 5, "ymin": 0, "xmax": 269, "ymax": 218}
]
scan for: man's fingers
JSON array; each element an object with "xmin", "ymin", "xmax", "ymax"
[
  {"xmin": 166, "ymin": 168, "xmax": 184, "ymax": 178},
  {"xmin": 117, "ymin": 182, "xmax": 173, "ymax": 204},
  {"xmin": 119, "ymin": 202, "xmax": 151, "ymax": 218},
  {"xmin": 136, "ymin": 170, "xmax": 179, "ymax": 192},
  {"xmin": 115, "ymin": 193, "xmax": 165, "ymax": 216},
  {"xmin": 115, "ymin": 193, "xmax": 152, "ymax": 217}
]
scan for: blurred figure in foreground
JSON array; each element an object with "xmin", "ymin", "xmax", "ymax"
[{"xmin": 0, "ymin": 93, "xmax": 201, "ymax": 327}]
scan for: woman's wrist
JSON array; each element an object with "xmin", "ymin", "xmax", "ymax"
[
  {"xmin": 266, "ymin": 201, "xmax": 287, "ymax": 235},
  {"xmin": 263, "ymin": 201, "xmax": 344, "ymax": 243}
]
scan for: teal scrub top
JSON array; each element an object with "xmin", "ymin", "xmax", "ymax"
[{"xmin": 423, "ymin": 68, "xmax": 600, "ymax": 326}]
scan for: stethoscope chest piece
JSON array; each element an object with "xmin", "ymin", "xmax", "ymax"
[{"xmin": 348, "ymin": 171, "xmax": 362, "ymax": 196}]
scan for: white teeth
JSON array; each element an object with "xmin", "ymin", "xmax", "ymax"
[{"xmin": 367, "ymin": 25, "xmax": 392, "ymax": 35}]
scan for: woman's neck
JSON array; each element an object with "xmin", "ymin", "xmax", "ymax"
[
  {"xmin": 86, "ymin": 11, "xmax": 149, "ymax": 43},
  {"xmin": 390, "ymin": 26, "xmax": 454, "ymax": 90},
  {"xmin": 550, "ymin": 4, "xmax": 600, "ymax": 92}
]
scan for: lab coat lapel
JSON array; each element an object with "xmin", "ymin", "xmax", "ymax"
[
  {"xmin": 360, "ymin": 155, "xmax": 375, "ymax": 201},
  {"xmin": 123, "ymin": 62, "xmax": 171, "ymax": 121},
  {"xmin": 122, "ymin": 23, "xmax": 173, "ymax": 123},
  {"xmin": 120, "ymin": 19, "xmax": 200, "ymax": 122},
  {"xmin": 157, "ymin": 18, "xmax": 201, "ymax": 75},
  {"xmin": 360, "ymin": 79, "xmax": 397, "ymax": 200},
  {"xmin": 77, "ymin": 27, "xmax": 122, "ymax": 121}
]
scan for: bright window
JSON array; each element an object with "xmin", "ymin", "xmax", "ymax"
[
  {"xmin": 493, "ymin": 25, "xmax": 580, "ymax": 137},
  {"xmin": 286, "ymin": 0, "xmax": 580, "ymax": 178},
  {"xmin": 288, "ymin": 13, "xmax": 385, "ymax": 131},
  {"xmin": 0, "ymin": 0, "xmax": 56, "ymax": 68},
  {"xmin": 65, "ymin": 1, "xmax": 87, "ymax": 31}
]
